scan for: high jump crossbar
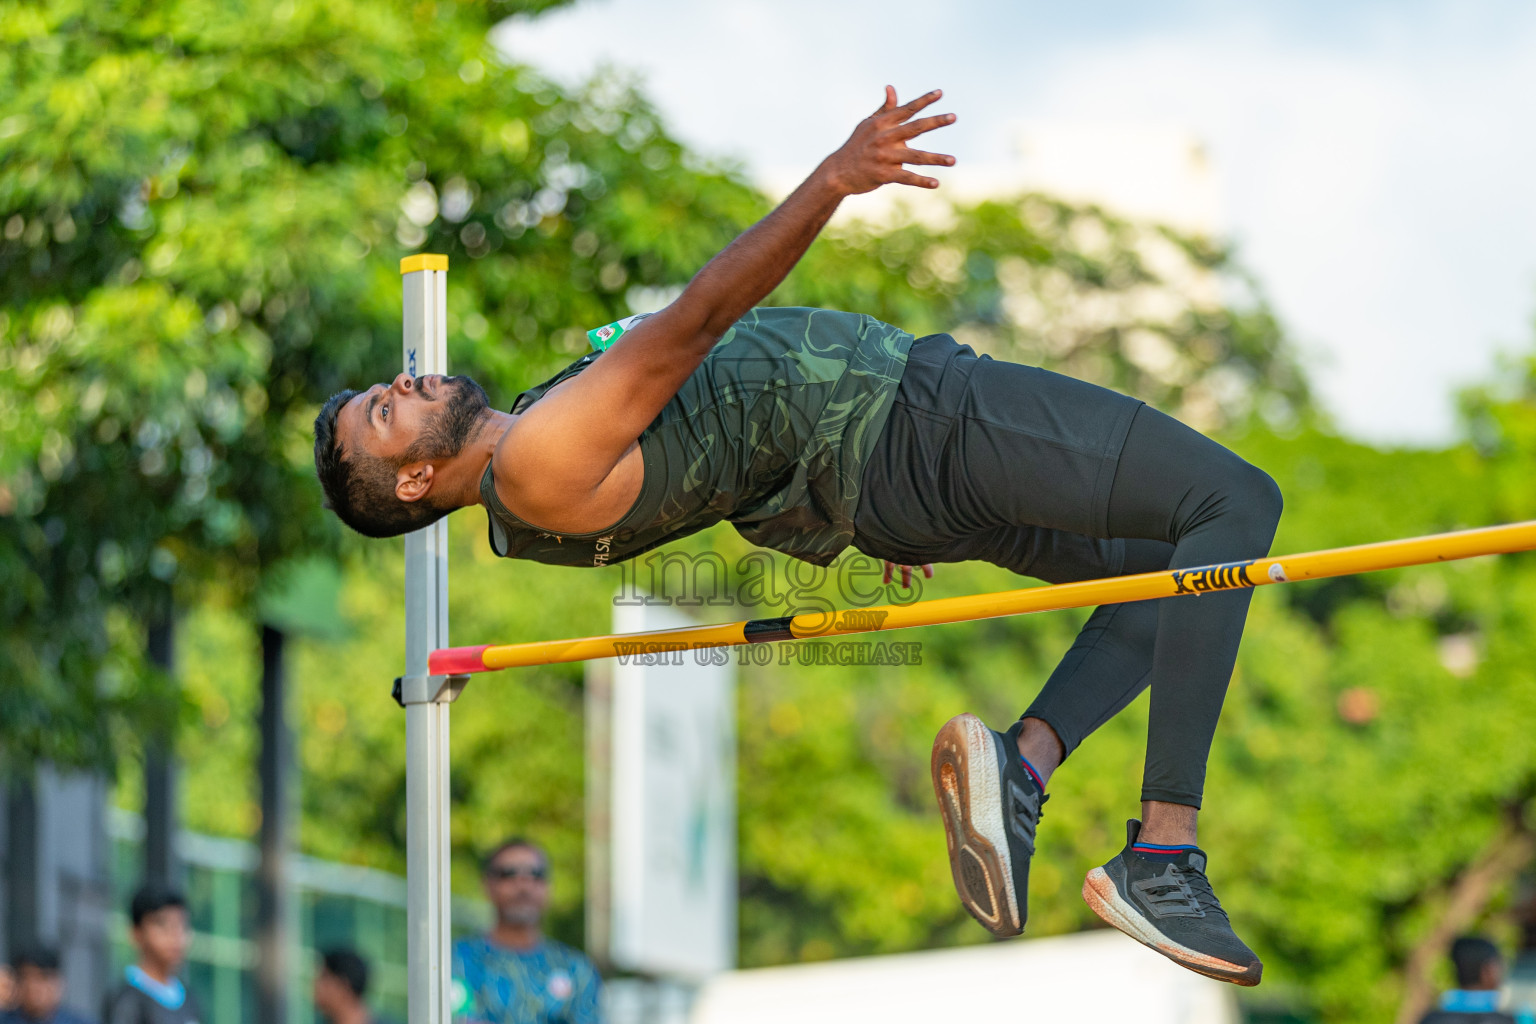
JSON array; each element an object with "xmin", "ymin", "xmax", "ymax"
[
  {"xmin": 432, "ymin": 520, "xmax": 1536, "ymax": 676},
  {"xmin": 397, "ymin": 254, "xmax": 1536, "ymax": 1023}
]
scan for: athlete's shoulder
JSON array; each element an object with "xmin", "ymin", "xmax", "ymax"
[{"xmin": 510, "ymin": 351, "xmax": 600, "ymax": 414}]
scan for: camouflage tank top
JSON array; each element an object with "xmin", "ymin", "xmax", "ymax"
[{"xmin": 479, "ymin": 306, "xmax": 914, "ymax": 568}]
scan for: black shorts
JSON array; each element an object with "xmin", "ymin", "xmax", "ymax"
[{"xmin": 851, "ymin": 333, "xmax": 1144, "ymax": 584}]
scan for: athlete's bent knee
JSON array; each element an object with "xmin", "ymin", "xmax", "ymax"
[
  {"xmin": 1226, "ymin": 460, "xmax": 1283, "ymax": 541},
  {"xmin": 1241, "ymin": 463, "xmax": 1283, "ymax": 523}
]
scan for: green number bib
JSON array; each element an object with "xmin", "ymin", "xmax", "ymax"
[{"xmin": 586, "ymin": 312, "xmax": 655, "ymax": 351}]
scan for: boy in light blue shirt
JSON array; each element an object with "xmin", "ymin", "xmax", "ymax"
[
  {"xmin": 1418, "ymin": 936, "xmax": 1534, "ymax": 1024},
  {"xmin": 101, "ymin": 885, "xmax": 203, "ymax": 1024}
]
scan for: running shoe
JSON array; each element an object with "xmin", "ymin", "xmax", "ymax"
[
  {"xmin": 1082, "ymin": 819, "xmax": 1263, "ymax": 986},
  {"xmin": 930, "ymin": 713, "xmax": 1047, "ymax": 937}
]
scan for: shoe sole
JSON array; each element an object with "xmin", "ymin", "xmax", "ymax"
[
  {"xmin": 1082, "ymin": 868, "xmax": 1263, "ymax": 986},
  {"xmin": 931, "ymin": 713, "xmax": 1022, "ymax": 937}
]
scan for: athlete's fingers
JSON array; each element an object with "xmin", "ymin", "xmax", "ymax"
[
  {"xmin": 894, "ymin": 113, "xmax": 957, "ymax": 140},
  {"xmin": 896, "ymin": 88, "xmax": 943, "ymax": 119},
  {"xmin": 892, "ymin": 168, "xmax": 941, "ymax": 189},
  {"xmin": 872, "ymin": 84, "xmax": 898, "ymax": 116},
  {"xmin": 881, "ymin": 559, "xmax": 931, "ymax": 586},
  {"xmin": 896, "ymin": 147, "xmax": 955, "ymax": 167}
]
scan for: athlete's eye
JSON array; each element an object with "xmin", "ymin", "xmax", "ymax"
[{"xmin": 381, "ymin": 403, "xmax": 390, "ymax": 421}]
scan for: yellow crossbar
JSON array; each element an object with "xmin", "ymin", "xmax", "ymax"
[{"xmin": 429, "ymin": 521, "xmax": 1536, "ymax": 674}]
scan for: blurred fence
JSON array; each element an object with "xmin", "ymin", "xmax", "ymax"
[{"xmin": 107, "ymin": 808, "xmax": 489, "ymax": 1024}]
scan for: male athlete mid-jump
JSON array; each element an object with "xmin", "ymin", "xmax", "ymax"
[{"xmin": 315, "ymin": 88, "xmax": 1281, "ymax": 986}]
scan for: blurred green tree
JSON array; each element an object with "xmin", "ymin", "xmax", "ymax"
[{"xmin": 0, "ymin": 0, "xmax": 763, "ymax": 768}]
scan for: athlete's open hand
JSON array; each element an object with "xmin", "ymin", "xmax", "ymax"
[{"xmin": 821, "ymin": 87, "xmax": 956, "ymax": 195}]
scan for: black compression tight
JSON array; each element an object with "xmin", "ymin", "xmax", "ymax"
[{"xmin": 1021, "ymin": 404, "xmax": 1283, "ymax": 807}]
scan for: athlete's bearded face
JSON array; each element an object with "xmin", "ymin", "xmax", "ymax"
[
  {"xmin": 320, "ymin": 372, "xmax": 496, "ymax": 536},
  {"xmin": 338, "ymin": 372, "xmax": 491, "ymax": 470},
  {"xmin": 400, "ymin": 373, "xmax": 489, "ymax": 464}
]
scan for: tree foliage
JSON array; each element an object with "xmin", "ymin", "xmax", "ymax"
[{"xmin": 0, "ymin": 0, "xmax": 762, "ymax": 768}]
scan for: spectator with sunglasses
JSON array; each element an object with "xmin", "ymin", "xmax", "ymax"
[{"xmin": 451, "ymin": 838, "xmax": 602, "ymax": 1024}]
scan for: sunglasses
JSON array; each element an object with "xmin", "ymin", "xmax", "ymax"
[{"xmin": 487, "ymin": 864, "xmax": 547, "ymax": 881}]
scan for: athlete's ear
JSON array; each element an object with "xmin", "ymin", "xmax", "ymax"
[{"xmin": 396, "ymin": 461, "xmax": 434, "ymax": 503}]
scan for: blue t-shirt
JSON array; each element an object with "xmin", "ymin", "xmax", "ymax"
[{"xmin": 452, "ymin": 935, "xmax": 602, "ymax": 1024}]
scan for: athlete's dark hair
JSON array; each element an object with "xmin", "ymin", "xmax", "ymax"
[
  {"xmin": 1450, "ymin": 935, "xmax": 1502, "ymax": 988},
  {"xmin": 319, "ymin": 947, "xmax": 370, "ymax": 999},
  {"xmin": 129, "ymin": 883, "xmax": 186, "ymax": 927},
  {"xmin": 480, "ymin": 835, "xmax": 548, "ymax": 877},
  {"xmin": 313, "ymin": 390, "xmax": 450, "ymax": 539}
]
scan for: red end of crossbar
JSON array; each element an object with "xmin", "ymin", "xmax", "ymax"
[{"xmin": 429, "ymin": 644, "xmax": 491, "ymax": 675}]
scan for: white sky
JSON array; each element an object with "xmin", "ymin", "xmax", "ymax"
[{"xmin": 495, "ymin": 0, "xmax": 1536, "ymax": 446}]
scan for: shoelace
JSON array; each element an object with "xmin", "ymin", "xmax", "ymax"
[
  {"xmin": 1138, "ymin": 872, "xmax": 1199, "ymax": 914},
  {"xmin": 1170, "ymin": 862, "xmax": 1230, "ymax": 923}
]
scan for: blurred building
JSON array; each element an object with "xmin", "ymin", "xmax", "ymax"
[{"xmin": 0, "ymin": 769, "xmax": 114, "ymax": 1021}]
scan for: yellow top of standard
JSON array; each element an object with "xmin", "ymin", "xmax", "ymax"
[{"xmin": 400, "ymin": 253, "xmax": 449, "ymax": 274}]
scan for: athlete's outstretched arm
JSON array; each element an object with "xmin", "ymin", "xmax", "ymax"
[{"xmin": 500, "ymin": 86, "xmax": 957, "ymax": 519}]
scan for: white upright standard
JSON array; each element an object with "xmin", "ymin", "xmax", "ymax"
[{"xmin": 397, "ymin": 254, "xmax": 465, "ymax": 1024}]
